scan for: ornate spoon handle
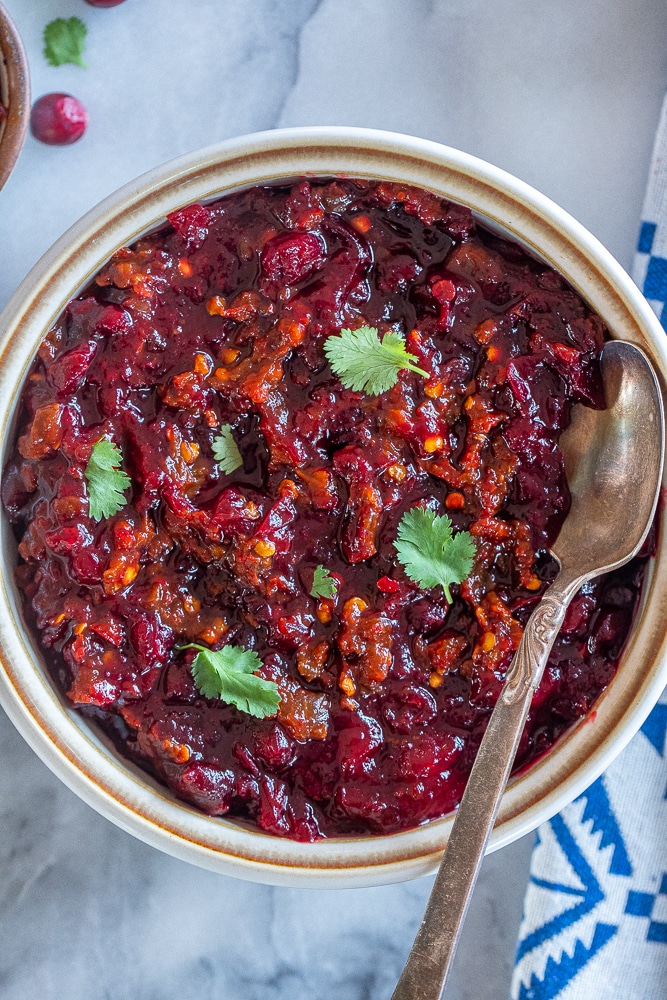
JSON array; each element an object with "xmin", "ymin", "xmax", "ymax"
[{"xmin": 390, "ymin": 569, "xmax": 582, "ymax": 1000}]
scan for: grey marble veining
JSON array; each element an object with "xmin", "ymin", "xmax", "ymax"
[
  {"xmin": 0, "ymin": 707, "xmax": 532, "ymax": 1000},
  {"xmin": 281, "ymin": 0, "xmax": 667, "ymax": 270},
  {"xmin": 1, "ymin": 1, "xmax": 666, "ymax": 997},
  {"xmin": 0, "ymin": 0, "xmax": 324, "ymax": 310}
]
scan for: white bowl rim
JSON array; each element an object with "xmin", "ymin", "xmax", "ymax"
[{"xmin": 1, "ymin": 125, "xmax": 666, "ymax": 888}]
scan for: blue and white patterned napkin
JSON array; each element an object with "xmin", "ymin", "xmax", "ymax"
[{"xmin": 511, "ymin": 93, "xmax": 667, "ymax": 1000}]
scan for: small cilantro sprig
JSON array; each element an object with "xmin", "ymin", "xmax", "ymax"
[
  {"xmin": 323, "ymin": 325, "xmax": 428, "ymax": 396},
  {"xmin": 212, "ymin": 424, "xmax": 243, "ymax": 474},
  {"xmin": 84, "ymin": 437, "xmax": 131, "ymax": 522},
  {"xmin": 394, "ymin": 506, "xmax": 476, "ymax": 605},
  {"xmin": 44, "ymin": 17, "xmax": 88, "ymax": 69},
  {"xmin": 182, "ymin": 643, "xmax": 280, "ymax": 719},
  {"xmin": 310, "ymin": 565, "xmax": 339, "ymax": 600}
]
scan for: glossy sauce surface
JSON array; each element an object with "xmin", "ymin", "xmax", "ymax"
[{"xmin": 2, "ymin": 179, "xmax": 649, "ymax": 839}]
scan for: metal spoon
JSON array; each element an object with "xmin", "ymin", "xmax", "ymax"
[{"xmin": 391, "ymin": 340, "xmax": 665, "ymax": 1000}]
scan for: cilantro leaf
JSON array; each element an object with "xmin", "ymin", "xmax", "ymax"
[
  {"xmin": 310, "ymin": 565, "xmax": 339, "ymax": 600},
  {"xmin": 84, "ymin": 437, "xmax": 131, "ymax": 521},
  {"xmin": 394, "ymin": 506, "xmax": 476, "ymax": 604},
  {"xmin": 323, "ymin": 325, "xmax": 429, "ymax": 396},
  {"xmin": 212, "ymin": 424, "xmax": 243, "ymax": 474},
  {"xmin": 183, "ymin": 643, "xmax": 280, "ymax": 718},
  {"xmin": 43, "ymin": 17, "xmax": 88, "ymax": 69}
]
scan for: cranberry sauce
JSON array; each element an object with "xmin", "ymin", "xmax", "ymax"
[{"xmin": 2, "ymin": 179, "xmax": 649, "ymax": 839}]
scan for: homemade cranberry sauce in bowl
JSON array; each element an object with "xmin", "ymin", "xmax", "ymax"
[{"xmin": 0, "ymin": 129, "xmax": 666, "ymax": 884}]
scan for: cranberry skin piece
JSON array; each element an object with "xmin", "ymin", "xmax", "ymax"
[
  {"xmin": 258, "ymin": 776, "xmax": 292, "ymax": 836},
  {"xmin": 255, "ymin": 725, "xmax": 296, "ymax": 768},
  {"xmin": 167, "ymin": 204, "xmax": 211, "ymax": 248},
  {"xmin": 31, "ymin": 94, "xmax": 88, "ymax": 146},
  {"xmin": 48, "ymin": 341, "xmax": 97, "ymax": 395},
  {"xmin": 131, "ymin": 614, "xmax": 174, "ymax": 668},
  {"xmin": 337, "ymin": 713, "xmax": 383, "ymax": 778},
  {"xmin": 84, "ymin": 0, "xmax": 127, "ymax": 6},
  {"xmin": 261, "ymin": 231, "xmax": 326, "ymax": 285},
  {"xmin": 176, "ymin": 765, "xmax": 235, "ymax": 817}
]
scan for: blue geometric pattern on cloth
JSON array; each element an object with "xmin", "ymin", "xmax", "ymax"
[
  {"xmin": 644, "ymin": 256, "xmax": 667, "ymax": 302},
  {"xmin": 516, "ymin": 924, "xmax": 617, "ymax": 1000},
  {"xmin": 512, "ymin": 693, "xmax": 667, "ymax": 999},
  {"xmin": 513, "ymin": 780, "xmax": 622, "ymax": 999},
  {"xmin": 635, "ymin": 244, "xmax": 667, "ymax": 330},
  {"xmin": 641, "ymin": 704, "xmax": 667, "ymax": 757},
  {"xmin": 577, "ymin": 778, "xmax": 631, "ymax": 877},
  {"xmin": 641, "ymin": 705, "xmax": 667, "ymax": 801},
  {"xmin": 625, "ymin": 875, "xmax": 667, "ymax": 944},
  {"xmin": 512, "ymin": 89, "xmax": 667, "ymax": 999},
  {"xmin": 638, "ymin": 220, "xmax": 657, "ymax": 254},
  {"xmin": 515, "ymin": 813, "xmax": 606, "ymax": 964}
]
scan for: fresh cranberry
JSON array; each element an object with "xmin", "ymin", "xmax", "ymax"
[
  {"xmin": 84, "ymin": 0, "xmax": 127, "ymax": 6},
  {"xmin": 31, "ymin": 94, "xmax": 88, "ymax": 145}
]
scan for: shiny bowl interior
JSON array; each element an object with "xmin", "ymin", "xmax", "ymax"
[{"xmin": 0, "ymin": 127, "xmax": 666, "ymax": 887}]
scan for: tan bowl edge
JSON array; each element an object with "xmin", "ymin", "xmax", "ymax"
[
  {"xmin": 0, "ymin": 2, "xmax": 30, "ymax": 191},
  {"xmin": 0, "ymin": 127, "xmax": 666, "ymax": 887}
]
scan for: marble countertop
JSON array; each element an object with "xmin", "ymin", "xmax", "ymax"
[{"xmin": 1, "ymin": 1, "xmax": 666, "ymax": 998}]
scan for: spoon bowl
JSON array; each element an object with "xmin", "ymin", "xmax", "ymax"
[
  {"xmin": 392, "ymin": 340, "xmax": 665, "ymax": 1000},
  {"xmin": 555, "ymin": 340, "xmax": 664, "ymax": 578}
]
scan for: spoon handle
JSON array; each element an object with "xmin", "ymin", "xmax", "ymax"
[{"xmin": 390, "ymin": 570, "xmax": 582, "ymax": 1000}]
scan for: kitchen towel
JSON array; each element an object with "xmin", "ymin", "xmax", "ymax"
[{"xmin": 510, "ymin": 93, "xmax": 667, "ymax": 1000}]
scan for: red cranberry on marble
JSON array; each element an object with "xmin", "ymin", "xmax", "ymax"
[
  {"xmin": 31, "ymin": 94, "xmax": 88, "ymax": 146},
  {"xmin": 84, "ymin": 0, "xmax": 127, "ymax": 6}
]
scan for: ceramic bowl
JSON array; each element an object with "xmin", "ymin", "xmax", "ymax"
[
  {"xmin": 1, "ymin": 127, "xmax": 666, "ymax": 888},
  {"xmin": 0, "ymin": 1, "xmax": 29, "ymax": 192}
]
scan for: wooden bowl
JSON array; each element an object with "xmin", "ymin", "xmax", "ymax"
[{"xmin": 0, "ymin": 1, "xmax": 29, "ymax": 191}]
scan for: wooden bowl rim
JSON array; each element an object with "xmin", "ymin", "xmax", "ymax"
[{"xmin": 0, "ymin": 1, "xmax": 30, "ymax": 191}]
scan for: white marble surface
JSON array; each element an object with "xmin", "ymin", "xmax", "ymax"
[{"xmin": 1, "ymin": 1, "xmax": 666, "ymax": 998}]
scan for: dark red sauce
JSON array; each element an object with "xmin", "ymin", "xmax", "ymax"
[{"xmin": 2, "ymin": 179, "xmax": 650, "ymax": 839}]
